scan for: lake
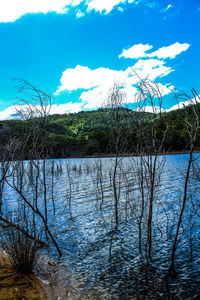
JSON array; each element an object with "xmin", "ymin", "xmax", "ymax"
[{"xmin": 1, "ymin": 153, "xmax": 200, "ymax": 299}]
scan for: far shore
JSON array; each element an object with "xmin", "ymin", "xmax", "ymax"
[
  {"xmin": 1, "ymin": 149, "xmax": 200, "ymax": 163},
  {"xmin": 52, "ymin": 149, "xmax": 200, "ymax": 160}
]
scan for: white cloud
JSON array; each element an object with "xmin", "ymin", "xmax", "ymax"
[
  {"xmin": 131, "ymin": 58, "xmax": 173, "ymax": 81},
  {"xmin": 166, "ymin": 4, "xmax": 172, "ymax": 11},
  {"xmin": 0, "ymin": 105, "xmax": 18, "ymax": 120},
  {"xmin": 168, "ymin": 96, "xmax": 200, "ymax": 112},
  {"xmin": 0, "ymin": 0, "xmax": 73, "ymax": 23},
  {"xmin": 56, "ymin": 60, "xmax": 173, "ymax": 98},
  {"xmin": 80, "ymin": 86, "xmax": 108, "ymax": 108},
  {"xmin": 70, "ymin": 0, "xmax": 83, "ymax": 6},
  {"xmin": 121, "ymin": 85, "xmax": 138, "ymax": 101},
  {"xmin": 55, "ymin": 65, "xmax": 127, "ymax": 93},
  {"xmin": 0, "ymin": 0, "xmax": 180, "ymax": 23},
  {"xmin": 55, "ymin": 65, "xmax": 130, "ymax": 108},
  {"xmin": 118, "ymin": 6, "xmax": 124, "ymax": 12},
  {"xmin": 146, "ymin": 2, "xmax": 156, "ymax": 9},
  {"xmin": 167, "ymin": 102, "xmax": 186, "ymax": 112},
  {"xmin": 156, "ymin": 83, "xmax": 174, "ymax": 96},
  {"xmin": 55, "ymin": 59, "xmax": 174, "ymax": 109},
  {"xmin": 0, "ymin": 0, "xmax": 137, "ymax": 22},
  {"xmin": 134, "ymin": 106, "xmax": 166, "ymax": 113},
  {"xmin": 87, "ymin": 0, "xmax": 126, "ymax": 14},
  {"xmin": 0, "ymin": 102, "xmax": 83, "ymax": 120},
  {"xmin": 76, "ymin": 9, "xmax": 85, "ymax": 17},
  {"xmin": 149, "ymin": 42, "xmax": 190, "ymax": 59},
  {"xmin": 119, "ymin": 44, "xmax": 153, "ymax": 59},
  {"xmin": 50, "ymin": 102, "xmax": 83, "ymax": 114},
  {"xmin": 119, "ymin": 42, "xmax": 191, "ymax": 60},
  {"xmin": 161, "ymin": 4, "xmax": 172, "ymax": 13}
]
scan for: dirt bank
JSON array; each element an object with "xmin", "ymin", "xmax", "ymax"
[
  {"xmin": 0, "ymin": 253, "xmax": 48, "ymax": 299},
  {"xmin": 0, "ymin": 252, "xmax": 88, "ymax": 300}
]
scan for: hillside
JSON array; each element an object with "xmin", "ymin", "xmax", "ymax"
[{"xmin": 0, "ymin": 105, "xmax": 200, "ymax": 158}]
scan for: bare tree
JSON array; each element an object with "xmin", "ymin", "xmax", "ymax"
[
  {"xmin": 169, "ymin": 88, "xmax": 200, "ymax": 273},
  {"xmin": 104, "ymin": 83, "xmax": 131, "ymax": 229},
  {"xmin": 0, "ymin": 80, "xmax": 62, "ymax": 267},
  {"xmin": 132, "ymin": 74, "xmax": 167, "ymax": 263}
]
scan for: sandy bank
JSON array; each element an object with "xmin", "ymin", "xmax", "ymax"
[
  {"xmin": 0, "ymin": 252, "xmax": 88, "ymax": 300},
  {"xmin": 0, "ymin": 252, "xmax": 48, "ymax": 299}
]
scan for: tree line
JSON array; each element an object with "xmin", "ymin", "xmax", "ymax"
[{"xmin": 0, "ymin": 102, "xmax": 200, "ymax": 159}]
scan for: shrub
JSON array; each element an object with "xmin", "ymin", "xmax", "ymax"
[{"xmin": 0, "ymin": 214, "xmax": 43, "ymax": 274}]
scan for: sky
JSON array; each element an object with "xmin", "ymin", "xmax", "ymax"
[{"xmin": 0, "ymin": 0, "xmax": 199, "ymax": 119}]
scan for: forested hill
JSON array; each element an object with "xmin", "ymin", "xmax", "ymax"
[
  {"xmin": 46, "ymin": 108, "xmax": 153, "ymax": 138},
  {"xmin": 0, "ymin": 105, "xmax": 200, "ymax": 158}
]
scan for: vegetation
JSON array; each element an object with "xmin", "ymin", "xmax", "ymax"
[
  {"xmin": 0, "ymin": 214, "xmax": 41, "ymax": 274},
  {"xmin": 0, "ymin": 80, "xmax": 62, "ymax": 275},
  {"xmin": 0, "ymin": 102, "xmax": 200, "ymax": 159},
  {"xmin": 0, "ymin": 79, "xmax": 200, "ymax": 299}
]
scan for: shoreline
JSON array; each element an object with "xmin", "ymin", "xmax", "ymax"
[
  {"xmin": 56, "ymin": 149, "xmax": 200, "ymax": 160},
  {"xmin": 0, "ymin": 252, "xmax": 48, "ymax": 300},
  {"xmin": 0, "ymin": 252, "xmax": 87, "ymax": 300},
  {"xmin": 1, "ymin": 150, "xmax": 200, "ymax": 163}
]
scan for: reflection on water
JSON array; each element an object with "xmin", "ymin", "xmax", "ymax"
[{"xmin": 2, "ymin": 154, "xmax": 200, "ymax": 299}]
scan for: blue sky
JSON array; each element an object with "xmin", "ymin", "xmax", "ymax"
[{"xmin": 0, "ymin": 0, "xmax": 199, "ymax": 119}]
